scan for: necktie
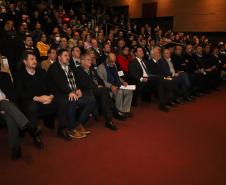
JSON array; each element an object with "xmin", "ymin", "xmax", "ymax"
[{"xmin": 140, "ymin": 60, "xmax": 148, "ymax": 74}]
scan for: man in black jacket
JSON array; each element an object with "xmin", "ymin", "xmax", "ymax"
[
  {"xmin": 48, "ymin": 49, "xmax": 96, "ymax": 138},
  {"xmin": 16, "ymin": 52, "xmax": 55, "ymax": 148},
  {"xmin": 159, "ymin": 48, "xmax": 193, "ymax": 101},
  {"xmin": 0, "ymin": 71, "xmax": 41, "ymax": 160},
  {"xmin": 128, "ymin": 46, "xmax": 170, "ymax": 112},
  {"xmin": 69, "ymin": 46, "xmax": 81, "ymax": 74},
  {"xmin": 75, "ymin": 53, "xmax": 118, "ymax": 131}
]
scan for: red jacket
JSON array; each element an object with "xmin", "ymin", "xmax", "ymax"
[{"xmin": 117, "ymin": 54, "xmax": 133, "ymax": 73}]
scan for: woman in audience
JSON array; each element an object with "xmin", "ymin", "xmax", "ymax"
[
  {"xmin": 36, "ymin": 33, "xmax": 50, "ymax": 61},
  {"xmin": 117, "ymin": 45, "xmax": 133, "ymax": 81}
]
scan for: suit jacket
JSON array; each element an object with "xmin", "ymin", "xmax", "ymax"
[
  {"xmin": 90, "ymin": 47, "xmax": 102, "ymax": 61},
  {"xmin": 48, "ymin": 61, "xmax": 77, "ymax": 98},
  {"xmin": 171, "ymin": 53, "xmax": 187, "ymax": 72},
  {"xmin": 69, "ymin": 58, "xmax": 80, "ymax": 75},
  {"xmin": 183, "ymin": 53, "xmax": 199, "ymax": 73},
  {"xmin": 75, "ymin": 66, "xmax": 105, "ymax": 96},
  {"xmin": 128, "ymin": 58, "xmax": 151, "ymax": 84},
  {"xmin": 148, "ymin": 59, "xmax": 167, "ymax": 77},
  {"xmin": 97, "ymin": 63, "xmax": 123, "ymax": 88},
  {"xmin": 158, "ymin": 58, "xmax": 173, "ymax": 77}
]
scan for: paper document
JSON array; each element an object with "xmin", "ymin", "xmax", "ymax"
[{"xmin": 120, "ymin": 85, "xmax": 136, "ymax": 90}]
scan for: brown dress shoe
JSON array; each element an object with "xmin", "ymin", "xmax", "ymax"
[
  {"xmin": 78, "ymin": 125, "xmax": 91, "ymax": 135},
  {"xmin": 67, "ymin": 129, "xmax": 87, "ymax": 139}
]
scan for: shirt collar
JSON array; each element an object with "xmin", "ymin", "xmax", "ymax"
[
  {"xmin": 59, "ymin": 61, "xmax": 69, "ymax": 70},
  {"xmin": 152, "ymin": 58, "xmax": 158, "ymax": 63},
  {"xmin": 136, "ymin": 57, "xmax": 142, "ymax": 63}
]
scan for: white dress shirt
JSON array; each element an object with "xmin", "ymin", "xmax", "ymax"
[{"xmin": 136, "ymin": 57, "xmax": 148, "ymax": 82}]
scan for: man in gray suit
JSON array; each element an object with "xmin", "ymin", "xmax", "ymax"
[{"xmin": 98, "ymin": 53, "xmax": 133, "ymax": 118}]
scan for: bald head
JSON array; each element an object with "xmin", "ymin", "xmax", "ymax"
[
  {"xmin": 107, "ymin": 53, "xmax": 116, "ymax": 66},
  {"xmin": 151, "ymin": 47, "xmax": 161, "ymax": 60}
]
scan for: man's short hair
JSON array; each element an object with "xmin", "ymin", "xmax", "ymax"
[
  {"xmin": 24, "ymin": 34, "xmax": 32, "ymax": 40},
  {"xmin": 57, "ymin": 49, "xmax": 69, "ymax": 56},
  {"xmin": 81, "ymin": 52, "xmax": 91, "ymax": 61},
  {"xmin": 133, "ymin": 46, "xmax": 144, "ymax": 54},
  {"xmin": 21, "ymin": 51, "xmax": 35, "ymax": 61},
  {"xmin": 47, "ymin": 48, "xmax": 56, "ymax": 54},
  {"xmin": 71, "ymin": 46, "xmax": 80, "ymax": 53}
]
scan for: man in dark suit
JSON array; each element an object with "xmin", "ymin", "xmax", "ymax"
[
  {"xmin": 48, "ymin": 49, "xmax": 96, "ymax": 139},
  {"xmin": 75, "ymin": 53, "xmax": 118, "ymax": 131},
  {"xmin": 22, "ymin": 35, "xmax": 41, "ymax": 62},
  {"xmin": 97, "ymin": 43, "xmax": 111, "ymax": 66},
  {"xmin": 148, "ymin": 47, "xmax": 182, "ymax": 106},
  {"xmin": 0, "ymin": 71, "xmax": 41, "ymax": 159},
  {"xmin": 128, "ymin": 46, "xmax": 170, "ymax": 112},
  {"xmin": 183, "ymin": 44, "xmax": 208, "ymax": 94},
  {"xmin": 90, "ymin": 38, "xmax": 102, "ymax": 64},
  {"xmin": 159, "ymin": 48, "xmax": 193, "ymax": 102},
  {"xmin": 69, "ymin": 46, "xmax": 81, "ymax": 74}
]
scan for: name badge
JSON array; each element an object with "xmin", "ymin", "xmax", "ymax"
[
  {"xmin": 118, "ymin": 71, "xmax": 124, "ymax": 77},
  {"xmin": 2, "ymin": 58, "xmax": 9, "ymax": 66}
]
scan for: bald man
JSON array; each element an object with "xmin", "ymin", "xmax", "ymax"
[{"xmin": 98, "ymin": 53, "xmax": 133, "ymax": 118}]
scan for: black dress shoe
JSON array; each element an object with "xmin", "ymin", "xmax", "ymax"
[
  {"xmin": 22, "ymin": 123, "xmax": 42, "ymax": 137},
  {"xmin": 113, "ymin": 112, "xmax": 127, "ymax": 121},
  {"xmin": 159, "ymin": 106, "xmax": 170, "ymax": 112},
  {"xmin": 183, "ymin": 96, "xmax": 192, "ymax": 102},
  {"xmin": 167, "ymin": 101, "xmax": 177, "ymax": 107},
  {"xmin": 57, "ymin": 128, "xmax": 72, "ymax": 141},
  {"xmin": 105, "ymin": 122, "xmax": 118, "ymax": 131},
  {"xmin": 124, "ymin": 112, "xmax": 133, "ymax": 118},
  {"xmin": 44, "ymin": 121, "xmax": 55, "ymax": 130},
  {"xmin": 33, "ymin": 136, "xmax": 44, "ymax": 149},
  {"xmin": 195, "ymin": 92, "xmax": 204, "ymax": 97},
  {"xmin": 11, "ymin": 146, "xmax": 22, "ymax": 160},
  {"xmin": 173, "ymin": 99, "xmax": 184, "ymax": 105}
]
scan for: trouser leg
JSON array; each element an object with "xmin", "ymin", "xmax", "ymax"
[
  {"xmin": 77, "ymin": 96, "xmax": 96, "ymax": 124},
  {"xmin": 0, "ymin": 100, "xmax": 29, "ymax": 129},
  {"xmin": 94, "ymin": 88, "xmax": 112, "ymax": 122},
  {"xmin": 4, "ymin": 114, "xmax": 20, "ymax": 148},
  {"xmin": 114, "ymin": 90, "xmax": 123, "ymax": 112},
  {"xmin": 121, "ymin": 90, "xmax": 133, "ymax": 113}
]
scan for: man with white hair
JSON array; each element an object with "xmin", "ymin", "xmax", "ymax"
[{"xmin": 149, "ymin": 47, "xmax": 178, "ymax": 108}]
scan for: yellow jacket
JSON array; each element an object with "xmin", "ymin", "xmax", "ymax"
[{"xmin": 37, "ymin": 41, "xmax": 50, "ymax": 57}]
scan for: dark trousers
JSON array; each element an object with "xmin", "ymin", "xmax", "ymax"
[
  {"xmin": 0, "ymin": 100, "xmax": 29, "ymax": 148},
  {"xmin": 173, "ymin": 73, "xmax": 191, "ymax": 97},
  {"xmin": 93, "ymin": 87, "xmax": 113, "ymax": 122},
  {"xmin": 56, "ymin": 96, "xmax": 96, "ymax": 130},
  {"xmin": 20, "ymin": 101, "xmax": 56, "ymax": 128},
  {"xmin": 140, "ymin": 76, "xmax": 173, "ymax": 107},
  {"xmin": 188, "ymin": 72, "xmax": 207, "ymax": 92},
  {"xmin": 205, "ymin": 69, "xmax": 221, "ymax": 89}
]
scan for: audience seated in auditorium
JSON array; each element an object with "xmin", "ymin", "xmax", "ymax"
[{"xmin": 0, "ymin": 0, "xmax": 226, "ymax": 160}]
